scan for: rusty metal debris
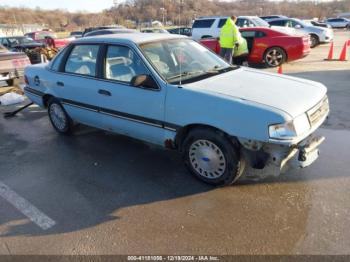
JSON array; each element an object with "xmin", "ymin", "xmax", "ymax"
[{"xmin": 25, "ymin": 47, "xmax": 58, "ymax": 64}]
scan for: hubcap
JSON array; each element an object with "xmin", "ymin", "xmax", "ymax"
[
  {"xmin": 266, "ymin": 49, "xmax": 283, "ymax": 66},
  {"xmin": 49, "ymin": 104, "xmax": 67, "ymax": 131},
  {"xmin": 189, "ymin": 139, "xmax": 226, "ymax": 179}
]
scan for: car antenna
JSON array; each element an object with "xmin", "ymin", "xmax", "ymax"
[{"xmin": 179, "ymin": 0, "xmax": 184, "ymax": 85}]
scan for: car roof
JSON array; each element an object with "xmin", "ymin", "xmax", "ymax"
[
  {"xmin": 196, "ymin": 16, "xmax": 228, "ymax": 19},
  {"xmin": 85, "ymin": 28, "xmax": 137, "ymax": 36},
  {"xmin": 74, "ymin": 33, "xmax": 186, "ymax": 45},
  {"xmin": 267, "ymin": 17, "xmax": 290, "ymax": 21},
  {"xmin": 238, "ymin": 16, "xmax": 260, "ymax": 19},
  {"xmin": 196, "ymin": 15, "xmax": 261, "ymax": 21}
]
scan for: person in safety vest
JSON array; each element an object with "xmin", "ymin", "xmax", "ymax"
[
  {"xmin": 219, "ymin": 16, "xmax": 239, "ymax": 64},
  {"xmin": 232, "ymin": 34, "xmax": 249, "ymax": 66}
]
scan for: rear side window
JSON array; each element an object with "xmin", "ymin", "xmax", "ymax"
[
  {"xmin": 192, "ymin": 19, "xmax": 215, "ymax": 28},
  {"xmin": 255, "ymin": 31, "xmax": 266, "ymax": 38},
  {"xmin": 241, "ymin": 31, "xmax": 256, "ymax": 38},
  {"xmin": 65, "ymin": 45, "xmax": 99, "ymax": 77}
]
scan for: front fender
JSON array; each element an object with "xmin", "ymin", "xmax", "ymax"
[{"xmin": 165, "ymin": 85, "xmax": 289, "ymax": 143}]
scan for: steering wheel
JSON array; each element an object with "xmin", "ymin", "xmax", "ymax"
[{"xmin": 187, "ymin": 60, "xmax": 205, "ymax": 72}]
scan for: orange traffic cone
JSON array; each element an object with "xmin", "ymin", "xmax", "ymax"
[
  {"xmin": 339, "ymin": 42, "xmax": 348, "ymax": 61},
  {"xmin": 325, "ymin": 42, "xmax": 334, "ymax": 60},
  {"xmin": 277, "ymin": 65, "xmax": 283, "ymax": 74}
]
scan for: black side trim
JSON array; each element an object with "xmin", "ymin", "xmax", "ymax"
[
  {"xmin": 24, "ymin": 86, "xmax": 45, "ymax": 97},
  {"xmin": 60, "ymin": 98, "xmax": 181, "ymax": 131}
]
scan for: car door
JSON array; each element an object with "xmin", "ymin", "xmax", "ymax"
[
  {"xmin": 91, "ymin": 44, "xmax": 167, "ymax": 146},
  {"xmin": 46, "ymin": 44, "xmax": 105, "ymax": 128},
  {"xmin": 240, "ymin": 30, "xmax": 256, "ymax": 55},
  {"xmin": 339, "ymin": 18, "xmax": 347, "ymax": 27}
]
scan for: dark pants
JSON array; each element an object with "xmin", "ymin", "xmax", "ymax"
[
  {"xmin": 233, "ymin": 55, "xmax": 249, "ymax": 66},
  {"xmin": 220, "ymin": 48, "xmax": 233, "ymax": 64}
]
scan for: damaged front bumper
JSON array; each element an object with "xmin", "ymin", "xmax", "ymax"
[
  {"xmin": 280, "ymin": 136, "xmax": 325, "ymax": 171},
  {"xmin": 240, "ymin": 134, "xmax": 325, "ymax": 178}
]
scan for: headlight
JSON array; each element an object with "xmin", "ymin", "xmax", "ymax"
[{"xmin": 269, "ymin": 114, "xmax": 310, "ymax": 140}]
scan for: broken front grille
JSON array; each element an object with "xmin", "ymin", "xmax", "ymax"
[{"xmin": 307, "ymin": 96, "xmax": 329, "ymax": 127}]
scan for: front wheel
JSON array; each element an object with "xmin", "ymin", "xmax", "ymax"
[
  {"xmin": 183, "ymin": 128, "xmax": 245, "ymax": 186},
  {"xmin": 264, "ymin": 47, "xmax": 286, "ymax": 67},
  {"xmin": 48, "ymin": 98, "xmax": 73, "ymax": 135},
  {"xmin": 310, "ymin": 34, "xmax": 319, "ymax": 48}
]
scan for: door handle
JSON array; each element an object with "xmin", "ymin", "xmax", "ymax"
[
  {"xmin": 57, "ymin": 81, "xmax": 64, "ymax": 87},
  {"xmin": 98, "ymin": 89, "xmax": 111, "ymax": 96}
]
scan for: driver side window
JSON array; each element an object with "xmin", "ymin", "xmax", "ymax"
[{"xmin": 104, "ymin": 45, "xmax": 149, "ymax": 84}]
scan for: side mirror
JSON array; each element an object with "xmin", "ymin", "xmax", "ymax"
[
  {"xmin": 295, "ymin": 24, "xmax": 302, "ymax": 29},
  {"xmin": 130, "ymin": 74, "xmax": 158, "ymax": 89}
]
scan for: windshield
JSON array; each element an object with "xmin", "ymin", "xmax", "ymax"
[
  {"xmin": 7, "ymin": 37, "xmax": 35, "ymax": 45},
  {"xmin": 293, "ymin": 18, "xmax": 308, "ymax": 27},
  {"xmin": 252, "ymin": 17, "xmax": 270, "ymax": 27},
  {"xmin": 140, "ymin": 39, "xmax": 234, "ymax": 84},
  {"xmin": 19, "ymin": 37, "xmax": 35, "ymax": 44}
]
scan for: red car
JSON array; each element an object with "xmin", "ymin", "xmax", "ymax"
[
  {"xmin": 200, "ymin": 27, "xmax": 310, "ymax": 67},
  {"xmin": 24, "ymin": 31, "xmax": 72, "ymax": 49}
]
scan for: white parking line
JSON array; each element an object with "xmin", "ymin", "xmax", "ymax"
[{"xmin": 0, "ymin": 181, "xmax": 56, "ymax": 230}]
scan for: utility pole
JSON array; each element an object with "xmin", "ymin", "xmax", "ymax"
[{"xmin": 179, "ymin": 0, "xmax": 184, "ymax": 27}]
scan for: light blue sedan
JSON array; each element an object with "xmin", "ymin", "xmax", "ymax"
[{"xmin": 24, "ymin": 33, "xmax": 329, "ymax": 186}]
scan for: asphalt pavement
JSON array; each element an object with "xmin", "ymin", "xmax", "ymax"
[{"xmin": 0, "ymin": 31, "xmax": 349, "ymax": 255}]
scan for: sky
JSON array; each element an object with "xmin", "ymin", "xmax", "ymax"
[
  {"xmin": 0, "ymin": 0, "xmax": 116, "ymax": 12},
  {"xmin": 0, "ymin": 0, "xmax": 336, "ymax": 13}
]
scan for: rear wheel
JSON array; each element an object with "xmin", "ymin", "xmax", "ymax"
[
  {"xmin": 264, "ymin": 47, "xmax": 286, "ymax": 67},
  {"xmin": 183, "ymin": 128, "xmax": 244, "ymax": 186},
  {"xmin": 47, "ymin": 98, "xmax": 73, "ymax": 135},
  {"xmin": 310, "ymin": 34, "xmax": 319, "ymax": 48}
]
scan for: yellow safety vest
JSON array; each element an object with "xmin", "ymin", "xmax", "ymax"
[
  {"xmin": 219, "ymin": 18, "xmax": 239, "ymax": 48},
  {"xmin": 233, "ymin": 37, "xmax": 249, "ymax": 57}
]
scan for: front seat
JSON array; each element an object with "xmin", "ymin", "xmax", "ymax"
[{"xmin": 109, "ymin": 63, "xmax": 136, "ymax": 82}]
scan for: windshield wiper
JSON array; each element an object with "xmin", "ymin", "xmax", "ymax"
[
  {"xmin": 204, "ymin": 65, "xmax": 237, "ymax": 74},
  {"xmin": 167, "ymin": 70, "xmax": 204, "ymax": 81}
]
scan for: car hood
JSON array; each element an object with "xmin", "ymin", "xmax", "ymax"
[{"xmin": 182, "ymin": 67, "xmax": 327, "ymax": 119}]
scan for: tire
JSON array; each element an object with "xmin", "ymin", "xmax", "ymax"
[
  {"xmin": 47, "ymin": 98, "xmax": 73, "ymax": 135},
  {"xmin": 6, "ymin": 79, "xmax": 14, "ymax": 87},
  {"xmin": 182, "ymin": 128, "xmax": 244, "ymax": 186},
  {"xmin": 264, "ymin": 47, "xmax": 286, "ymax": 67},
  {"xmin": 309, "ymin": 34, "xmax": 319, "ymax": 48}
]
